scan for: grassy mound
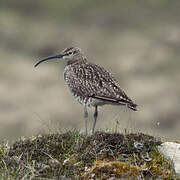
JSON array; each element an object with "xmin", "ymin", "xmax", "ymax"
[{"xmin": 0, "ymin": 131, "xmax": 177, "ymax": 179}]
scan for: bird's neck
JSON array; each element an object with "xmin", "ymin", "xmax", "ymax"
[{"xmin": 66, "ymin": 57, "xmax": 87, "ymax": 66}]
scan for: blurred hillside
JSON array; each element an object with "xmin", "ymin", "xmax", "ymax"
[{"xmin": 0, "ymin": 1, "xmax": 180, "ymax": 140}]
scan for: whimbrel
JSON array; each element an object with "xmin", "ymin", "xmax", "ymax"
[{"xmin": 34, "ymin": 47, "xmax": 137, "ymax": 135}]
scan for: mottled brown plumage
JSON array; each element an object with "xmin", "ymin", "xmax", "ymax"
[{"xmin": 34, "ymin": 47, "xmax": 137, "ymax": 135}]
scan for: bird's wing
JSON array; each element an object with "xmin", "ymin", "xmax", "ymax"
[{"xmin": 64, "ymin": 61, "xmax": 136, "ymax": 106}]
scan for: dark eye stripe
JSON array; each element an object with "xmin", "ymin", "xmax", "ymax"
[
  {"xmin": 63, "ymin": 47, "xmax": 73, "ymax": 53},
  {"xmin": 73, "ymin": 50, "xmax": 77, "ymax": 54}
]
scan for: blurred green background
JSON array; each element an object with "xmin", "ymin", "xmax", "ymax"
[{"xmin": 0, "ymin": 0, "xmax": 180, "ymax": 140}]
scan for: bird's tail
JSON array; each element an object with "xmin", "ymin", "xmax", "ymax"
[{"xmin": 127, "ymin": 102, "xmax": 138, "ymax": 111}]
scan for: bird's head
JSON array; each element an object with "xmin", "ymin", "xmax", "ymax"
[{"xmin": 34, "ymin": 47, "xmax": 84, "ymax": 67}]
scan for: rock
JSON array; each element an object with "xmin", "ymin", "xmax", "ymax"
[{"xmin": 158, "ymin": 142, "xmax": 180, "ymax": 175}]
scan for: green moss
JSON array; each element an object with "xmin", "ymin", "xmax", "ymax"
[
  {"xmin": 0, "ymin": 131, "xmax": 178, "ymax": 179},
  {"xmin": 146, "ymin": 147, "xmax": 176, "ymax": 179}
]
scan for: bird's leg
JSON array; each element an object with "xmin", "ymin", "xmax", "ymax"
[
  {"xmin": 92, "ymin": 105, "xmax": 98, "ymax": 134},
  {"xmin": 84, "ymin": 104, "xmax": 88, "ymax": 135}
]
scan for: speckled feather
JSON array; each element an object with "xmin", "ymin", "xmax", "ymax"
[{"xmin": 63, "ymin": 57, "xmax": 137, "ymax": 110}]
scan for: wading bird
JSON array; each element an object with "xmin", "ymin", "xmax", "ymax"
[{"xmin": 34, "ymin": 47, "xmax": 137, "ymax": 135}]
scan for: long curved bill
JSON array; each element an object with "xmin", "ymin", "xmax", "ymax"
[{"xmin": 34, "ymin": 54, "xmax": 64, "ymax": 67}]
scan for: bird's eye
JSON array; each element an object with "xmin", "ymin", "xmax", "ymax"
[{"xmin": 69, "ymin": 51, "xmax": 73, "ymax": 55}]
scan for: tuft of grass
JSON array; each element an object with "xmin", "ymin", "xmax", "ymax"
[{"xmin": 0, "ymin": 131, "xmax": 178, "ymax": 179}]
